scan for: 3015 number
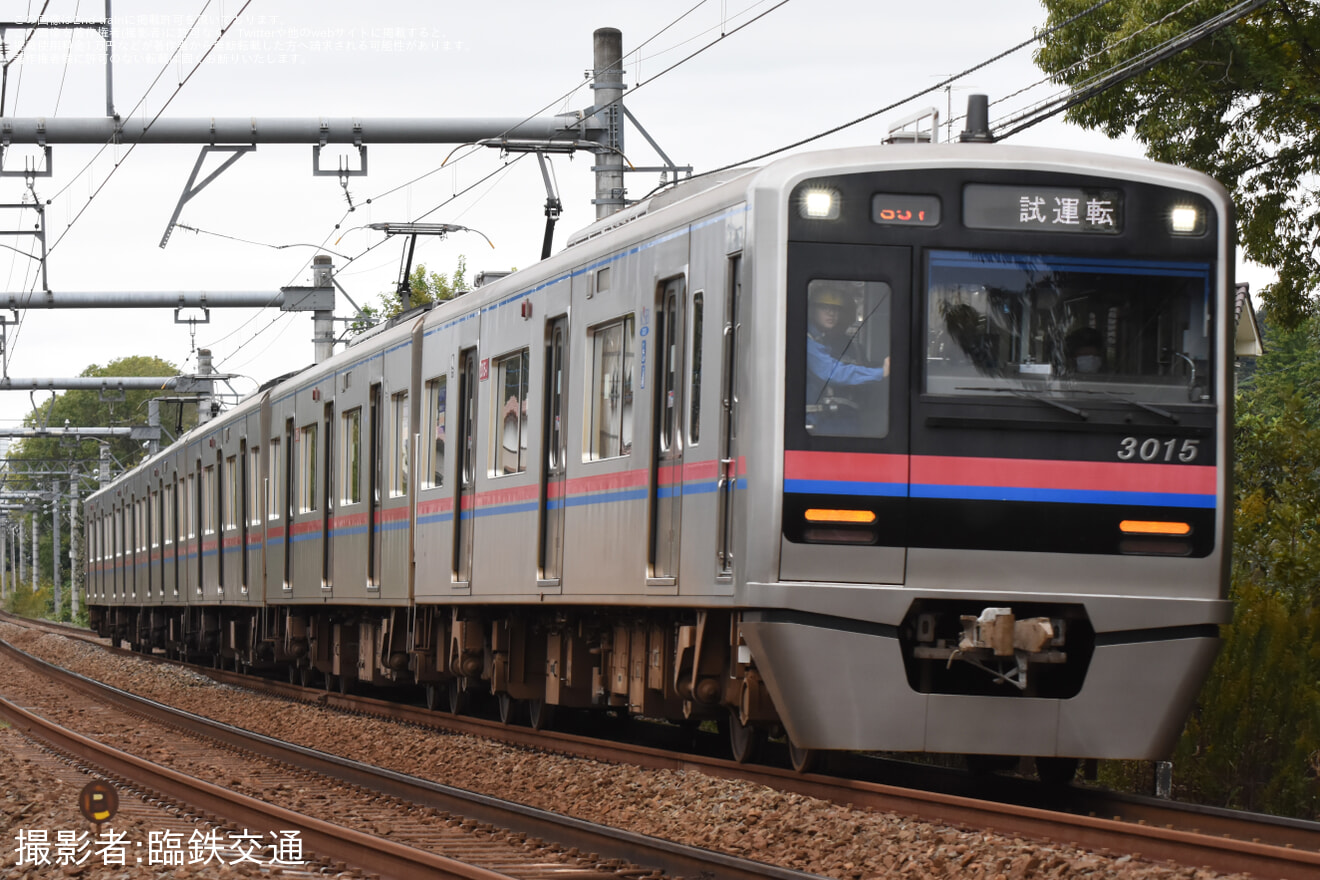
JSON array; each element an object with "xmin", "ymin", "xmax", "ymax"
[{"xmin": 1117, "ymin": 437, "xmax": 1199, "ymax": 463}]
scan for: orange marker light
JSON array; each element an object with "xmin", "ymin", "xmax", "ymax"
[
  {"xmin": 805, "ymin": 509, "xmax": 877, "ymax": 524},
  {"xmin": 1120, "ymin": 520, "xmax": 1191, "ymax": 536}
]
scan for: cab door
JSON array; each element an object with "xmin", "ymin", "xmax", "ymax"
[{"xmin": 780, "ymin": 243, "xmax": 911, "ymax": 585}]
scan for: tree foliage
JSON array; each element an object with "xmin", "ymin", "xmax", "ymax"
[
  {"xmin": 3, "ymin": 355, "xmax": 193, "ymax": 584},
  {"xmin": 349, "ymin": 258, "xmax": 468, "ymax": 335},
  {"xmin": 1170, "ymin": 318, "xmax": 1320, "ymax": 817},
  {"xmin": 1035, "ymin": 0, "xmax": 1320, "ymax": 326}
]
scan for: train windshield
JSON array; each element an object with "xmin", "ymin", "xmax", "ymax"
[{"xmin": 925, "ymin": 250, "xmax": 1214, "ymax": 405}]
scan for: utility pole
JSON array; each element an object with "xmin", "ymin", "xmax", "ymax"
[
  {"xmin": 31, "ymin": 514, "xmax": 37, "ymax": 593},
  {"xmin": 69, "ymin": 478, "xmax": 80, "ymax": 619},
  {"xmin": 1, "ymin": 523, "xmax": 7, "ymax": 597},
  {"xmin": 52, "ymin": 482, "xmax": 61, "ymax": 616}
]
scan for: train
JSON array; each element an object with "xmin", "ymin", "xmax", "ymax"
[{"xmin": 84, "ymin": 131, "xmax": 1234, "ymax": 778}]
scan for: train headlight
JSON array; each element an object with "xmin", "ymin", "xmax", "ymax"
[
  {"xmin": 1169, "ymin": 205, "xmax": 1204, "ymax": 235},
  {"xmin": 800, "ymin": 189, "xmax": 839, "ymax": 220}
]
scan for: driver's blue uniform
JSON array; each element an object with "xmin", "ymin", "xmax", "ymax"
[{"xmin": 806, "ymin": 331, "xmax": 887, "ymax": 433}]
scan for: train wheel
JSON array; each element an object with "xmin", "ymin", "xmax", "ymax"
[
  {"xmin": 1036, "ymin": 757, "xmax": 1079, "ymax": 786},
  {"xmin": 448, "ymin": 682, "xmax": 468, "ymax": 715},
  {"xmin": 788, "ymin": 739, "xmax": 818, "ymax": 774},
  {"xmin": 497, "ymin": 693, "xmax": 517, "ymax": 725},
  {"xmin": 300, "ymin": 666, "xmax": 314, "ymax": 688},
  {"xmin": 338, "ymin": 674, "xmax": 352, "ymax": 696},
  {"xmin": 324, "ymin": 673, "xmax": 337, "ymax": 693},
  {"xmin": 725, "ymin": 710, "xmax": 764, "ymax": 764},
  {"xmin": 424, "ymin": 683, "xmax": 441, "ymax": 711},
  {"xmin": 528, "ymin": 699, "xmax": 554, "ymax": 731},
  {"xmin": 287, "ymin": 665, "xmax": 299, "ymax": 685}
]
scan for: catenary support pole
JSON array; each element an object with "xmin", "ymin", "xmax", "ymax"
[
  {"xmin": 592, "ymin": 28, "xmax": 626, "ymax": 221},
  {"xmin": 52, "ymin": 483, "xmax": 61, "ymax": 615},
  {"xmin": 70, "ymin": 482, "xmax": 80, "ymax": 619}
]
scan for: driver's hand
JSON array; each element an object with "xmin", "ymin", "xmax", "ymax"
[{"xmin": 884, "ymin": 356, "xmax": 891, "ymax": 374}]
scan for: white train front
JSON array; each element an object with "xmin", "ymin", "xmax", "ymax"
[{"xmin": 85, "ymin": 141, "xmax": 1234, "ymax": 775}]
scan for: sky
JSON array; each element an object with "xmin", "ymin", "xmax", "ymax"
[{"xmin": 0, "ymin": 0, "xmax": 1274, "ymax": 434}]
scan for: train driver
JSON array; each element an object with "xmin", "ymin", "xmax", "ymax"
[
  {"xmin": 805, "ymin": 284, "xmax": 890, "ymax": 434},
  {"xmin": 1066, "ymin": 326, "xmax": 1105, "ymax": 374}
]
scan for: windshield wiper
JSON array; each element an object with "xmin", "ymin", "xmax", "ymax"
[
  {"xmin": 1057, "ymin": 388, "xmax": 1181, "ymax": 424},
  {"xmin": 954, "ymin": 386, "xmax": 1088, "ymax": 420}
]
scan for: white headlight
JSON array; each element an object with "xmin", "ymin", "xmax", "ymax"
[
  {"xmin": 801, "ymin": 189, "xmax": 839, "ymax": 220},
  {"xmin": 1170, "ymin": 206, "xmax": 1202, "ymax": 234}
]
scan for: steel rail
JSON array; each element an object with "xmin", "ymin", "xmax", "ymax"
[
  {"xmin": 9, "ymin": 614, "xmax": 1320, "ymax": 880},
  {"xmin": 0, "ymin": 636, "xmax": 826, "ymax": 880},
  {"xmin": 0, "ymin": 694, "xmax": 515, "ymax": 880}
]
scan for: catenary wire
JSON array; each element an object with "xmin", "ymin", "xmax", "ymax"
[{"xmin": 640, "ymin": 0, "xmax": 1120, "ymax": 199}]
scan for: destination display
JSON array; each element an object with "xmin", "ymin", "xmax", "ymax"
[
  {"xmin": 963, "ymin": 183, "xmax": 1123, "ymax": 234},
  {"xmin": 871, "ymin": 193, "xmax": 941, "ymax": 227}
]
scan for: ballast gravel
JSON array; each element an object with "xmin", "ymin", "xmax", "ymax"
[{"xmin": 0, "ymin": 622, "xmax": 1252, "ymax": 880}]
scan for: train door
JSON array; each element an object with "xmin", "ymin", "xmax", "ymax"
[
  {"xmin": 717, "ymin": 257, "xmax": 742, "ymax": 575},
  {"xmin": 282, "ymin": 421, "xmax": 294, "ymax": 590},
  {"xmin": 781, "ymin": 243, "xmax": 911, "ymax": 585},
  {"xmin": 322, "ymin": 402, "xmax": 334, "ymax": 590},
  {"xmin": 650, "ymin": 277, "xmax": 686, "ymax": 582},
  {"xmin": 367, "ymin": 385, "xmax": 382, "ymax": 588},
  {"xmin": 539, "ymin": 317, "xmax": 568, "ymax": 584},
  {"xmin": 453, "ymin": 348, "xmax": 478, "ymax": 585}
]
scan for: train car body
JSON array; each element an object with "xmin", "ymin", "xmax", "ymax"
[{"xmin": 86, "ymin": 141, "xmax": 1234, "ymax": 769}]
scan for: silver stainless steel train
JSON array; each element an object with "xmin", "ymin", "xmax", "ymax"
[{"xmin": 85, "ymin": 138, "xmax": 1234, "ymax": 775}]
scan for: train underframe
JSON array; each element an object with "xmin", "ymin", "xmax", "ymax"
[{"xmin": 87, "ymin": 602, "xmax": 781, "ymax": 754}]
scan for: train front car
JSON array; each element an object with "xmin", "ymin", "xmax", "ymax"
[{"xmin": 738, "ymin": 145, "xmax": 1232, "ymax": 769}]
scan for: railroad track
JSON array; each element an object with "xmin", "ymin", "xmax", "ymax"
[
  {"xmin": 6, "ymin": 612, "xmax": 1320, "ymax": 879},
  {"xmin": 0, "ymin": 634, "xmax": 826, "ymax": 880}
]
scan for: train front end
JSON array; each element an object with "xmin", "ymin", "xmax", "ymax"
[{"xmin": 737, "ymin": 145, "xmax": 1233, "ymax": 760}]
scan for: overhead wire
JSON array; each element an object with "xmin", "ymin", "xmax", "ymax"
[
  {"xmin": 211, "ymin": 1, "xmax": 754, "ymax": 369},
  {"xmin": 990, "ymin": 0, "xmax": 1275, "ymax": 141},
  {"xmin": 641, "ymin": 0, "xmax": 1122, "ymax": 202},
  {"xmin": 6, "ymin": 0, "xmax": 242, "ymax": 374}
]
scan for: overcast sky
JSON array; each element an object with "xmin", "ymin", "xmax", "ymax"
[{"xmin": 0, "ymin": 0, "xmax": 1273, "ymax": 432}]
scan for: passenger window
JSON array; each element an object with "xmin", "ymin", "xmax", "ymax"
[
  {"xmin": 493, "ymin": 350, "xmax": 530, "ymax": 475},
  {"xmin": 390, "ymin": 392, "xmax": 410, "ymax": 497},
  {"xmin": 341, "ymin": 408, "xmax": 362, "ymax": 504},
  {"xmin": 586, "ymin": 315, "xmax": 635, "ymax": 460},
  {"xmin": 299, "ymin": 423, "xmax": 318, "ymax": 512},
  {"xmin": 247, "ymin": 446, "xmax": 262, "ymax": 526},
  {"xmin": 425, "ymin": 377, "xmax": 446, "ymax": 488},
  {"xmin": 203, "ymin": 467, "xmax": 216, "ymax": 534},
  {"xmin": 224, "ymin": 456, "xmax": 239, "ymax": 530},
  {"xmin": 268, "ymin": 439, "xmax": 281, "ymax": 520}
]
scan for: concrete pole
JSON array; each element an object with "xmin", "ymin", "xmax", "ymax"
[
  {"xmin": 1, "ymin": 524, "xmax": 7, "ymax": 597},
  {"xmin": 99, "ymin": 441, "xmax": 111, "ymax": 487},
  {"xmin": 31, "ymin": 515, "xmax": 37, "ymax": 592},
  {"xmin": 313, "ymin": 256, "xmax": 335, "ymax": 364},
  {"xmin": 197, "ymin": 349, "xmax": 216, "ymax": 426},
  {"xmin": 52, "ymin": 483, "xmax": 61, "ymax": 615},
  {"xmin": 17, "ymin": 522, "xmax": 25, "ymax": 588},
  {"xmin": 70, "ymin": 483, "xmax": 80, "ymax": 619},
  {"xmin": 592, "ymin": 28, "xmax": 626, "ymax": 221}
]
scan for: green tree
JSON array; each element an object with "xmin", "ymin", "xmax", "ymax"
[
  {"xmin": 3, "ymin": 355, "xmax": 196, "ymax": 588},
  {"xmin": 1034, "ymin": 1, "xmax": 1320, "ymax": 326},
  {"xmin": 349, "ymin": 258, "xmax": 469, "ymax": 335},
  {"xmin": 1168, "ymin": 317, "xmax": 1320, "ymax": 817}
]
